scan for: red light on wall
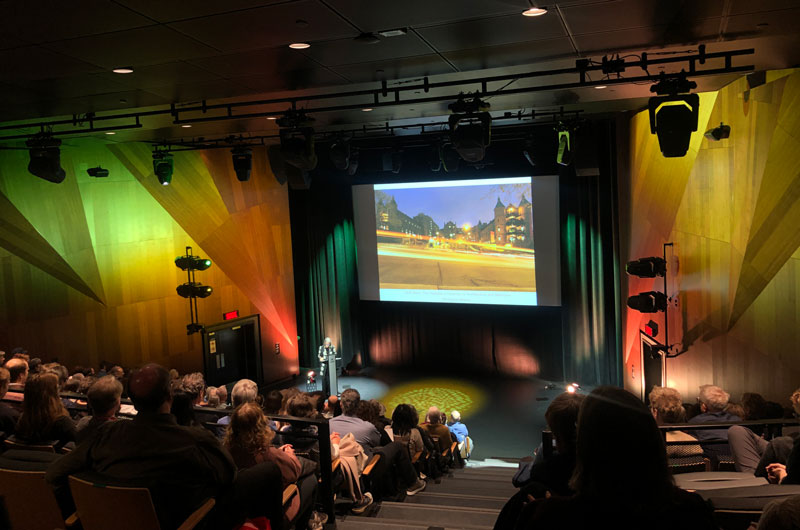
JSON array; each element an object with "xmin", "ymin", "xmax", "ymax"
[
  {"xmin": 644, "ymin": 319, "xmax": 659, "ymax": 338},
  {"xmin": 223, "ymin": 310, "xmax": 239, "ymax": 320}
]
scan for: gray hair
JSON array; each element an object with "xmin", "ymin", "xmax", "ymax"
[
  {"xmin": 698, "ymin": 384, "xmax": 730, "ymax": 412},
  {"xmin": 450, "ymin": 410, "xmax": 461, "ymax": 422},
  {"xmin": 231, "ymin": 379, "xmax": 258, "ymax": 408}
]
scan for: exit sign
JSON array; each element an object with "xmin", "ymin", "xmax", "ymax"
[{"xmin": 223, "ymin": 310, "xmax": 239, "ymax": 320}]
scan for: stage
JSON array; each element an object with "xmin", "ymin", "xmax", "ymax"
[{"xmin": 287, "ymin": 367, "xmax": 583, "ymax": 461}]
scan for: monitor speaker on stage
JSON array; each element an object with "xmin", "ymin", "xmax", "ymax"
[{"xmin": 203, "ymin": 314, "xmax": 263, "ymax": 388}]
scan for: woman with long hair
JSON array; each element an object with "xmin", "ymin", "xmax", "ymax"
[
  {"xmin": 511, "ymin": 386, "xmax": 717, "ymax": 529},
  {"xmin": 15, "ymin": 372, "xmax": 75, "ymax": 448},
  {"xmin": 387, "ymin": 404, "xmax": 425, "ymax": 460}
]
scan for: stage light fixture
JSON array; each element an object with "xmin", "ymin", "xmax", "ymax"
[
  {"xmin": 175, "ymin": 255, "xmax": 212, "ymax": 271},
  {"xmin": 152, "ymin": 152, "xmax": 174, "ymax": 186},
  {"xmin": 648, "ymin": 72, "xmax": 699, "ymax": 157},
  {"xmin": 448, "ymin": 94, "xmax": 491, "ymax": 163},
  {"xmin": 556, "ymin": 128, "xmax": 572, "ymax": 166},
  {"xmin": 705, "ymin": 122, "xmax": 731, "ymax": 141},
  {"xmin": 329, "ymin": 138, "xmax": 352, "ymax": 171},
  {"xmin": 522, "ymin": 137, "xmax": 536, "ymax": 167},
  {"xmin": 87, "ymin": 166, "xmax": 109, "ymax": 178},
  {"xmin": 626, "ymin": 257, "xmax": 666, "ymax": 278},
  {"xmin": 627, "ymin": 291, "xmax": 668, "ymax": 313},
  {"xmin": 231, "ymin": 146, "xmax": 252, "ymax": 182},
  {"xmin": 26, "ymin": 133, "xmax": 66, "ymax": 183},
  {"xmin": 346, "ymin": 147, "xmax": 359, "ymax": 176},
  {"xmin": 176, "ymin": 282, "xmax": 213, "ymax": 299},
  {"xmin": 381, "ymin": 148, "xmax": 403, "ymax": 174},
  {"xmin": 277, "ymin": 111, "xmax": 318, "ymax": 172},
  {"xmin": 440, "ymin": 144, "xmax": 461, "ymax": 173}
]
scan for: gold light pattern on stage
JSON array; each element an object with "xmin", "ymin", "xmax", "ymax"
[{"xmin": 379, "ymin": 378, "xmax": 486, "ymax": 422}]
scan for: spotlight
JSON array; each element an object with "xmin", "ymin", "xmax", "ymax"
[
  {"xmin": 278, "ymin": 110, "xmax": 317, "ymax": 172},
  {"xmin": 556, "ymin": 127, "xmax": 572, "ymax": 166},
  {"xmin": 626, "ymin": 257, "xmax": 666, "ymax": 278},
  {"xmin": 566, "ymin": 383, "xmax": 580, "ymax": 393},
  {"xmin": 522, "ymin": 137, "xmax": 536, "ymax": 167},
  {"xmin": 26, "ymin": 133, "xmax": 66, "ymax": 183},
  {"xmin": 381, "ymin": 148, "xmax": 402, "ymax": 174},
  {"xmin": 329, "ymin": 138, "xmax": 352, "ymax": 171},
  {"xmin": 627, "ymin": 291, "xmax": 668, "ymax": 313},
  {"xmin": 448, "ymin": 94, "xmax": 491, "ymax": 163},
  {"xmin": 176, "ymin": 282, "xmax": 213, "ymax": 299},
  {"xmin": 648, "ymin": 72, "xmax": 699, "ymax": 157},
  {"xmin": 175, "ymin": 255, "xmax": 212, "ymax": 271},
  {"xmin": 231, "ymin": 146, "xmax": 252, "ymax": 182},
  {"xmin": 347, "ymin": 147, "xmax": 359, "ymax": 176},
  {"xmin": 87, "ymin": 166, "xmax": 109, "ymax": 178},
  {"xmin": 440, "ymin": 144, "xmax": 461, "ymax": 173},
  {"xmin": 152, "ymin": 152, "xmax": 174, "ymax": 186},
  {"xmin": 705, "ymin": 122, "xmax": 731, "ymax": 141}
]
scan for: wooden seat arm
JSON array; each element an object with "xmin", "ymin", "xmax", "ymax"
[
  {"xmin": 282, "ymin": 484, "xmax": 299, "ymax": 506},
  {"xmin": 332, "ymin": 458, "xmax": 341, "ymax": 473},
  {"xmin": 362, "ymin": 454, "xmax": 381, "ymax": 476},
  {"xmin": 411, "ymin": 451, "xmax": 423, "ymax": 464},
  {"xmin": 65, "ymin": 512, "xmax": 79, "ymax": 526},
  {"xmin": 177, "ymin": 498, "xmax": 215, "ymax": 530}
]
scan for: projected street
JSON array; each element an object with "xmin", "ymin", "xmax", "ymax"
[{"xmin": 374, "ymin": 178, "xmax": 536, "ymax": 303}]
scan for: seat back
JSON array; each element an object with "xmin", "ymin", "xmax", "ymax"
[
  {"xmin": 0, "ymin": 469, "xmax": 69, "ymax": 530},
  {"xmin": 4, "ymin": 437, "xmax": 56, "ymax": 453},
  {"xmin": 69, "ymin": 476, "xmax": 161, "ymax": 530}
]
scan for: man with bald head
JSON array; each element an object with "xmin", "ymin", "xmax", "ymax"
[
  {"xmin": 422, "ymin": 406, "xmax": 453, "ymax": 454},
  {"xmin": 5, "ymin": 357, "xmax": 28, "ymax": 391},
  {"xmin": 47, "ymin": 363, "xmax": 236, "ymax": 529}
]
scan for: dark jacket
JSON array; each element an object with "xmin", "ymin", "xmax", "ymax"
[{"xmin": 689, "ymin": 410, "xmax": 741, "ymax": 458}]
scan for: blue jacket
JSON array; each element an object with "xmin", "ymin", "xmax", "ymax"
[{"xmin": 447, "ymin": 421, "xmax": 469, "ymax": 443}]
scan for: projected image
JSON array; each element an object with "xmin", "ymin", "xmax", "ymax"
[{"xmin": 374, "ymin": 177, "xmax": 536, "ymax": 305}]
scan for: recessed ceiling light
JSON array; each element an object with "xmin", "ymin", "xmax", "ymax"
[
  {"xmin": 289, "ymin": 42, "xmax": 311, "ymax": 49},
  {"xmin": 594, "ymin": 85, "xmax": 607, "ymax": 89},
  {"xmin": 105, "ymin": 131, "xmax": 116, "ymax": 135},
  {"xmin": 266, "ymin": 116, "xmax": 278, "ymax": 120},
  {"xmin": 112, "ymin": 66, "xmax": 134, "ymax": 74},
  {"xmin": 522, "ymin": 7, "xmax": 547, "ymax": 16},
  {"xmin": 181, "ymin": 124, "xmax": 192, "ymax": 128},
  {"xmin": 362, "ymin": 108, "xmax": 374, "ymax": 112}
]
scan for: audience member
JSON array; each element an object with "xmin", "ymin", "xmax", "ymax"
[
  {"xmin": 216, "ymin": 385, "xmax": 229, "ymax": 408},
  {"xmin": 75, "ymin": 375, "xmax": 122, "ymax": 443},
  {"xmin": 689, "ymin": 384, "xmax": 740, "ymax": 458},
  {"xmin": 447, "ymin": 410, "xmax": 469, "ymax": 443},
  {"xmin": 179, "ymin": 372, "xmax": 206, "ymax": 405},
  {"xmin": 386, "ymin": 404, "xmax": 425, "ymax": 461},
  {"xmin": 0, "ymin": 366, "xmax": 20, "ymax": 434},
  {"xmin": 15, "ymin": 372, "xmax": 75, "ymax": 448},
  {"xmin": 171, "ymin": 389, "xmax": 200, "ymax": 427},
  {"xmin": 46, "ymin": 363, "xmax": 236, "ymax": 530},
  {"xmin": 323, "ymin": 395, "xmax": 341, "ymax": 419},
  {"xmin": 757, "ymin": 495, "xmax": 800, "ymax": 529},
  {"xmin": 218, "ymin": 379, "xmax": 259, "ymax": 426},
  {"xmin": 205, "ymin": 386, "xmax": 221, "ymax": 408},
  {"xmin": 505, "ymin": 386, "xmax": 717, "ymax": 530},
  {"xmin": 263, "ymin": 389, "xmax": 283, "ymax": 416},
  {"xmin": 649, "ymin": 386, "xmax": 703, "ymax": 459},
  {"xmin": 5, "ymin": 357, "xmax": 28, "ymax": 392},
  {"xmin": 357, "ymin": 399, "xmax": 391, "ymax": 445},
  {"xmin": 109, "ymin": 365, "xmax": 124, "ymax": 380},
  {"xmin": 421, "ymin": 406, "xmax": 452, "ymax": 454}
]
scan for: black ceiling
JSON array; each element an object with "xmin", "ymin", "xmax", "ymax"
[{"xmin": 0, "ymin": 0, "xmax": 798, "ymax": 137}]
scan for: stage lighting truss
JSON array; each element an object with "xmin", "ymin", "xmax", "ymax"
[
  {"xmin": 26, "ymin": 132, "xmax": 66, "ymax": 183},
  {"xmin": 175, "ymin": 246, "xmax": 213, "ymax": 335},
  {"xmin": 648, "ymin": 71, "xmax": 699, "ymax": 158},
  {"xmin": 448, "ymin": 94, "xmax": 492, "ymax": 163}
]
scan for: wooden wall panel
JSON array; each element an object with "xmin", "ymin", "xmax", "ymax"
[{"xmin": 622, "ymin": 69, "xmax": 800, "ymax": 403}]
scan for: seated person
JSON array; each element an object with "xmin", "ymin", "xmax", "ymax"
[
  {"xmin": 357, "ymin": 400, "xmax": 392, "ymax": 446},
  {"xmin": 688, "ymin": 384, "xmax": 740, "ymax": 458},
  {"xmin": 279, "ymin": 393, "xmax": 323, "ymax": 460},
  {"xmin": 330, "ymin": 389, "xmax": 426, "ymax": 498},
  {"xmin": 506, "ymin": 387, "xmax": 717, "ymax": 530},
  {"xmin": 758, "ymin": 494, "xmax": 800, "ymax": 529},
  {"xmin": 216, "ymin": 385, "xmax": 229, "ymax": 409},
  {"xmin": 649, "ymin": 386, "xmax": 703, "ymax": 459},
  {"xmin": 46, "ymin": 363, "xmax": 236, "ymax": 530},
  {"xmin": 386, "ymin": 404, "xmax": 425, "ymax": 461},
  {"xmin": 224, "ymin": 402, "xmax": 304, "ymax": 520},
  {"xmin": 0, "ymin": 367, "xmax": 20, "ymax": 434},
  {"xmin": 420, "ymin": 406, "xmax": 452, "ymax": 454},
  {"xmin": 14, "ymin": 373, "xmax": 75, "ymax": 449},
  {"xmin": 75, "ymin": 375, "xmax": 122, "ymax": 444},
  {"xmin": 447, "ymin": 410, "xmax": 469, "ymax": 444},
  {"xmin": 217, "ymin": 379, "xmax": 259, "ymax": 425},
  {"xmin": 5, "ymin": 357, "xmax": 28, "ymax": 397}
]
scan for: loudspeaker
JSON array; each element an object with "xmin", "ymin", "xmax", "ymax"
[{"xmin": 268, "ymin": 145, "xmax": 312, "ymax": 189}]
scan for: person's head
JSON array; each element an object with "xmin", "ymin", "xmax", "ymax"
[
  {"xmin": 450, "ymin": 410, "xmax": 461, "ymax": 423},
  {"xmin": 391, "ymin": 403, "xmax": 419, "ymax": 435},
  {"xmin": 5, "ymin": 358, "xmax": 28, "ymax": 385},
  {"xmin": 224, "ymin": 402, "xmax": 275, "ymax": 453},
  {"xmin": 356, "ymin": 399, "xmax": 380, "ymax": 428},
  {"xmin": 0, "ymin": 367, "xmax": 9, "ymax": 399},
  {"xmin": 128, "ymin": 364, "xmax": 172, "ymax": 414},
  {"xmin": 168, "ymin": 368, "xmax": 179, "ymax": 381},
  {"xmin": 340, "ymin": 388, "xmax": 361, "ymax": 416},
  {"xmin": 726, "ymin": 402, "xmax": 745, "ymax": 419},
  {"xmin": 171, "ymin": 390, "xmax": 197, "ymax": 426},
  {"xmin": 180, "ymin": 372, "xmax": 205, "ymax": 404},
  {"xmin": 78, "ymin": 376, "xmax": 97, "ymax": 395},
  {"xmin": 262, "ymin": 389, "xmax": 283, "ymax": 415},
  {"xmin": 324, "ymin": 337, "xmax": 332, "ymax": 348},
  {"xmin": 216, "ymin": 385, "xmax": 228, "ymax": 405},
  {"xmin": 28, "ymin": 358, "xmax": 42, "ymax": 374},
  {"xmin": 16, "ymin": 372, "xmax": 68, "ymax": 438},
  {"xmin": 698, "ymin": 384, "xmax": 730, "ymax": 413},
  {"xmin": 648, "ymin": 386, "xmax": 686, "ymax": 425},
  {"xmin": 426, "ymin": 406, "xmax": 442, "ymax": 425},
  {"xmin": 741, "ymin": 392, "xmax": 768, "ymax": 420},
  {"xmin": 87, "ymin": 375, "xmax": 123, "ymax": 418},
  {"xmin": 545, "ymin": 392, "xmax": 585, "ymax": 454},
  {"xmin": 286, "ymin": 393, "xmax": 316, "ymax": 418},
  {"xmin": 62, "ymin": 375, "xmax": 81, "ymax": 393},
  {"xmin": 570, "ymin": 386, "xmax": 672, "ymax": 503},
  {"xmin": 110, "ymin": 366, "xmax": 124, "ymax": 380},
  {"xmin": 206, "ymin": 387, "xmax": 221, "ymax": 408},
  {"xmin": 231, "ymin": 379, "xmax": 259, "ymax": 408}
]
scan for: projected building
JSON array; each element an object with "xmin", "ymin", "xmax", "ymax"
[{"xmin": 376, "ymin": 196, "xmax": 440, "ymax": 236}]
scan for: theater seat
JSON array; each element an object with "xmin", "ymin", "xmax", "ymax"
[
  {"xmin": 68, "ymin": 476, "xmax": 215, "ymax": 530},
  {"xmin": 0, "ymin": 468, "xmax": 78, "ymax": 530}
]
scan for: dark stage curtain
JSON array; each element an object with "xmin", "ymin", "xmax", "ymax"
[
  {"xmin": 559, "ymin": 120, "xmax": 622, "ymax": 387},
  {"xmin": 289, "ymin": 179, "xmax": 363, "ymax": 369}
]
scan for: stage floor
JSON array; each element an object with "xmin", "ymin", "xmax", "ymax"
[{"xmin": 286, "ymin": 367, "xmax": 579, "ymax": 461}]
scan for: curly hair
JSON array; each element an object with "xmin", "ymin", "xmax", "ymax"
[
  {"xmin": 224, "ymin": 402, "xmax": 275, "ymax": 455},
  {"xmin": 648, "ymin": 386, "xmax": 686, "ymax": 424}
]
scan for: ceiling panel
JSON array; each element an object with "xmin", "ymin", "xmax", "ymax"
[
  {"xmin": 0, "ymin": 46, "xmax": 103, "ymax": 82},
  {"xmin": 417, "ymin": 13, "xmax": 566, "ymax": 53},
  {"xmin": 115, "ymin": 0, "xmax": 285, "ymax": 23},
  {"xmin": 50, "ymin": 25, "xmax": 219, "ymax": 69},
  {"xmin": 0, "ymin": 0, "xmax": 154, "ymax": 43},
  {"xmin": 11, "ymin": 73, "xmax": 131, "ymax": 99},
  {"xmin": 144, "ymin": 78, "xmax": 257, "ymax": 102},
  {"xmin": 234, "ymin": 68, "xmax": 347, "ymax": 92},
  {"xmin": 562, "ymin": 0, "xmax": 723, "ymax": 35},
  {"xmin": 90, "ymin": 61, "xmax": 227, "ymax": 90},
  {"xmin": 725, "ymin": 9, "xmax": 800, "ymax": 35},
  {"xmin": 332, "ymin": 54, "xmax": 455, "ymax": 84},
  {"xmin": 443, "ymin": 38, "xmax": 576, "ymax": 72},
  {"xmin": 168, "ymin": 0, "xmax": 356, "ymax": 53},
  {"xmin": 325, "ymin": 0, "xmax": 530, "ymax": 32},
  {"xmin": 729, "ymin": 0, "xmax": 800, "ymax": 15},
  {"xmin": 302, "ymin": 33, "xmax": 433, "ymax": 67},
  {"xmin": 187, "ymin": 47, "xmax": 321, "ymax": 78}
]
